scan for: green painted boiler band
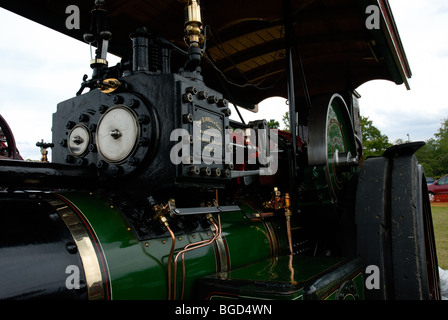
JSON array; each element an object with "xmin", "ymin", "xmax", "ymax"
[{"xmin": 55, "ymin": 192, "xmax": 288, "ymax": 300}]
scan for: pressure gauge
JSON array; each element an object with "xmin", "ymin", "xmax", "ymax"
[
  {"xmin": 96, "ymin": 106, "xmax": 140, "ymax": 163},
  {"xmin": 68, "ymin": 124, "xmax": 90, "ymax": 157}
]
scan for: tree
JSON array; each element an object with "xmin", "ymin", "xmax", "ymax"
[
  {"xmin": 360, "ymin": 116, "xmax": 392, "ymax": 157},
  {"xmin": 267, "ymin": 119, "xmax": 280, "ymax": 129},
  {"xmin": 282, "ymin": 112, "xmax": 290, "ymax": 132},
  {"xmin": 415, "ymin": 138, "xmax": 439, "ymax": 178},
  {"xmin": 416, "ymin": 118, "xmax": 448, "ymax": 178}
]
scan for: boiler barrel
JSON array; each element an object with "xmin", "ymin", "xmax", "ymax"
[{"xmin": 0, "ymin": 192, "xmax": 285, "ymax": 299}]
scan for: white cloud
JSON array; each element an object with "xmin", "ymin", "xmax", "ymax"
[
  {"xmin": 356, "ymin": 0, "xmax": 448, "ymax": 143},
  {"xmin": 0, "ymin": 8, "xmax": 120, "ymax": 160}
]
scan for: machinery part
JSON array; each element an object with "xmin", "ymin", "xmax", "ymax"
[
  {"xmin": 96, "ymin": 105, "xmax": 141, "ymax": 164},
  {"xmin": 183, "ymin": 0, "xmax": 204, "ymax": 71},
  {"xmin": 0, "ymin": 159, "xmax": 99, "ymax": 189},
  {"xmin": 197, "ymin": 255, "xmax": 364, "ymax": 300},
  {"xmin": 68, "ymin": 124, "xmax": 91, "ymax": 157},
  {"xmin": 0, "ymin": 191, "xmax": 284, "ymax": 299},
  {"xmin": 356, "ymin": 143, "xmax": 441, "ymax": 300},
  {"xmin": 308, "ymin": 94, "xmax": 358, "ymax": 203},
  {"xmin": 98, "ymin": 78, "xmax": 122, "ymax": 94},
  {"xmin": 0, "ymin": 115, "xmax": 22, "ymax": 160},
  {"xmin": 0, "ymin": 193, "xmax": 106, "ymax": 300},
  {"xmin": 36, "ymin": 140, "xmax": 54, "ymax": 162}
]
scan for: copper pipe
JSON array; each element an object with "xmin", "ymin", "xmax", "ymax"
[
  {"xmin": 172, "ymin": 214, "xmax": 222, "ymax": 299},
  {"xmin": 286, "ymin": 214, "xmax": 293, "ymax": 255},
  {"xmin": 284, "ymin": 193, "xmax": 293, "ymax": 255},
  {"xmin": 165, "ymin": 224, "xmax": 176, "ymax": 300},
  {"xmin": 181, "ymin": 214, "xmax": 222, "ymax": 299}
]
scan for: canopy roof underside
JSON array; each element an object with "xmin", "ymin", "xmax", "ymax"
[{"xmin": 1, "ymin": 0, "xmax": 411, "ymax": 109}]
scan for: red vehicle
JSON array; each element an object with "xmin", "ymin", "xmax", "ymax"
[{"xmin": 428, "ymin": 174, "xmax": 448, "ymax": 202}]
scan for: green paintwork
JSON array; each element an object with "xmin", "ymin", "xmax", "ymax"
[
  {"xmin": 325, "ymin": 97, "xmax": 358, "ymax": 202},
  {"xmin": 58, "ymin": 192, "xmax": 364, "ymax": 300},
  {"xmin": 203, "ymin": 255, "xmax": 364, "ymax": 300},
  {"xmin": 59, "ymin": 192, "xmax": 280, "ymax": 299}
]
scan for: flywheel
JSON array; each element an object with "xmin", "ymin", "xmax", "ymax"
[{"xmin": 307, "ymin": 93, "xmax": 359, "ymax": 203}]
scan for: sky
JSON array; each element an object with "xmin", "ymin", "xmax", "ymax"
[{"xmin": 1, "ymin": 1, "xmax": 448, "ymax": 161}]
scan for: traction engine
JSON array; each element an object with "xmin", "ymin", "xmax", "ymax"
[{"xmin": 0, "ymin": 0, "xmax": 440, "ymax": 300}]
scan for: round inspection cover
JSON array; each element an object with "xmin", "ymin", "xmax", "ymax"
[
  {"xmin": 68, "ymin": 124, "xmax": 90, "ymax": 157},
  {"xmin": 96, "ymin": 106, "xmax": 140, "ymax": 163}
]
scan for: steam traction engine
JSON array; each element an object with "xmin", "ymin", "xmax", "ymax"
[{"xmin": 0, "ymin": 0, "xmax": 440, "ymax": 300}]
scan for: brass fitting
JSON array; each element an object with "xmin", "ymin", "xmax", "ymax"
[
  {"xmin": 285, "ymin": 193, "xmax": 291, "ymax": 209},
  {"xmin": 98, "ymin": 78, "xmax": 121, "ymax": 93},
  {"xmin": 184, "ymin": 0, "xmax": 204, "ymax": 48},
  {"xmin": 159, "ymin": 215, "xmax": 169, "ymax": 228}
]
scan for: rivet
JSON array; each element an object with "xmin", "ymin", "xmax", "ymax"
[
  {"xmin": 66, "ymin": 242, "xmax": 78, "ymax": 254},
  {"xmin": 128, "ymin": 157, "xmax": 139, "ymax": 166},
  {"xmin": 182, "ymin": 93, "xmax": 194, "ymax": 103},
  {"xmin": 201, "ymin": 167, "xmax": 211, "ymax": 176},
  {"xmin": 138, "ymin": 114, "xmax": 150, "ymax": 124},
  {"xmin": 97, "ymin": 160, "xmax": 108, "ymax": 169},
  {"xmin": 186, "ymin": 86, "xmax": 198, "ymax": 95},
  {"xmin": 88, "ymin": 123, "xmax": 97, "ymax": 132},
  {"xmin": 66, "ymin": 121, "xmax": 75, "ymax": 129},
  {"xmin": 218, "ymin": 98, "xmax": 229, "ymax": 108},
  {"xmin": 162, "ymin": 240, "xmax": 166, "ymax": 244},
  {"xmin": 208, "ymin": 95, "xmax": 219, "ymax": 104},
  {"xmin": 183, "ymin": 113, "xmax": 194, "ymax": 123},
  {"xmin": 198, "ymin": 91, "xmax": 208, "ymax": 99},
  {"xmin": 65, "ymin": 155, "xmax": 75, "ymax": 163},
  {"xmin": 145, "ymin": 242, "xmax": 149, "ymax": 247},
  {"xmin": 138, "ymin": 137, "xmax": 149, "ymax": 146},
  {"xmin": 59, "ymin": 139, "xmax": 67, "ymax": 147},
  {"xmin": 178, "ymin": 237, "xmax": 182, "ymax": 241},
  {"xmin": 192, "ymin": 235, "xmax": 196, "ymax": 239},
  {"xmin": 113, "ymin": 95, "xmax": 123, "ymax": 104},
  {"xmin": 78, "ymin": 113, "xmax": 89, "ymax": 122},
  {"xmin": 127, "ymin": 98, "xmax": 140, "ymax": 108}
]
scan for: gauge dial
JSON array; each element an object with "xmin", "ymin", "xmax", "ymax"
[{"xmin": 96, "ymin": 106, "xmax": 140, "ymax": 163}]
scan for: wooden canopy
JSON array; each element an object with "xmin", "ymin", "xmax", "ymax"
[{"xmin": 1, "ymin": 0, "xmax": 411, "ymax": 109}]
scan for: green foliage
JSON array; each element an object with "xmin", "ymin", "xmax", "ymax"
[
  {"xmin": 267, "ymin": 119, "xmax": 280, "ymax": 129},
  {"xmin": 360, "ymin": 116, "xmax": 392, "ymax": 157},
  {"xmin": 416, "ymin": 118, "xmax": 448, "ymax": 179},
  {"xmin": 282, "ymin": 112, "xmax": 290, "ymax": 132}
]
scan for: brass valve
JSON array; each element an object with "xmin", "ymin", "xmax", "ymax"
[
  {"xmin": 263, "ymin": 187, "xmax": 286, "ymax": 211},
  {"xmin": 36, "ymin": 139, "xmax": 54, "ymax": 162},
  {"xmin": 184, "ymin": 0, "xmax": 204, "ymax": 48},
  {"xmin": 153, "ymin": 199, "xmax": 177, "ymax": 222}
]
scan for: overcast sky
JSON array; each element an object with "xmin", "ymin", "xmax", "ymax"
[{"xmin": 1, "ymin": 1, "xmax": 448, "ymax": 161}]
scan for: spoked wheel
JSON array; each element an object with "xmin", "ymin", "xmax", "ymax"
[{"xmin": 356, "ymin": 142, "xmax": 441, "ymax": 300}]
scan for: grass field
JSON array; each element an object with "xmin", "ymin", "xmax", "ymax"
[{"xmin": 431, "ymin": 203, "xmax": 448, "ymax": 270}]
